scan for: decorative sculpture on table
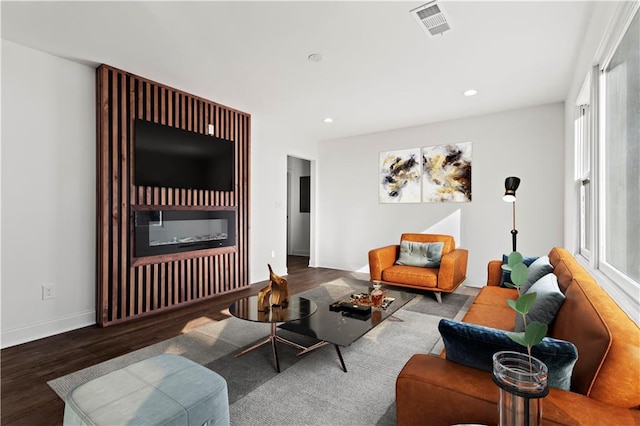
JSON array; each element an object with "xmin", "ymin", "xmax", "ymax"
[
  {"xmin": 257, "ymin": 264, "xmax": 290, "ymax": 312},
  {"xmin": 257, "ymin": 284, "xmax": 272, "ymax": 313}
]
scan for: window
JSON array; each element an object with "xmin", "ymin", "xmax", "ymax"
[
  {"xmin": 600, "ymin": 8, "xmax": 639, "ymax": 286},
  {"xmin": 576, "ymin": 5, "xmax": 639, "ymax": 320}
]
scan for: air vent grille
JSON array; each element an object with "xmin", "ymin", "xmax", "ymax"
[{"xmin": 411, "ymin": 1, "xmax": 451, "ymax": 37}]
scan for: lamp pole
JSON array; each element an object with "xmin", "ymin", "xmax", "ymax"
[{"xmin": 511, "ymin": 201, "xmax": 517, "ymax": 252}]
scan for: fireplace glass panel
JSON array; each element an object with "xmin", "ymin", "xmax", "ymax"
[{"xmin": 135, "ymin": 210, "xmax": 235, "ymax": 257}]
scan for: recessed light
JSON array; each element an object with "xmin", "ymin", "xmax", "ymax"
[
  {"xmin": 308, "ymin": 53, "xmax": 323, "ymax": 63},
  {"xmin": 323, "ymin": 117, "xmax": 333, "ymax": 123},
  {"xmin": 464, "ymin": 89, "xmax": 478, "ymax": 97}
]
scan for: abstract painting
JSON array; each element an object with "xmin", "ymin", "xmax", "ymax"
[
  {"xmin": 379, "ymin": 148, "xmax": 422, "ymax": 203},
  {"xmin": 422, "ymin": 142, "xmax": 472, "ymax": 202}
]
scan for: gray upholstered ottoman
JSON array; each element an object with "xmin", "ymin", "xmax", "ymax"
[{"xmin": 63, "ymin": 354, "xmax": 229, "ymax": 426}]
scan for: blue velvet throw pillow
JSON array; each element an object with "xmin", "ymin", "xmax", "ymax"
[
  {"xmin": 396, "ymin": 241, "xmax": 444, "ymax": 267},
  {"xmin": 500, "ymin": 255, "xmax": 538, "ymax": 287},
  {"xmin": 438, "ymin": 319, "xmax": 578, "ymax": 390}
]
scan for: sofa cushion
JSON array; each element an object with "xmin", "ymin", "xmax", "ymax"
[
  {"xmin": 514, "ymin": 273, "xmax": 565, "ymax": 332},
  {"xmin": 396, "ymin": 241, "xmax": 444, "ymax": 267},
  {"xmin": 461, "ymin": 303, "xmax": 516, "ymax": 331},
  {"xmin": 521, "ymin": 255, "xmax": 554, "ymax": 293},
  {"xmin": 382, "ymin": 265, "xmax": 438, "ymax": 288},
  {"xmin": 500, "ymin": 255, "xmax": 538, "ymax": 287},
  {"xmin": 471, "ymin": 286, "xmax": 518, "ymax": 307},
  {"xmin": 438, "ymin": 319, "xmax": 578, "ymax": 390}
]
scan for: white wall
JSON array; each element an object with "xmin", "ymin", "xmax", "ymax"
[
  {"xmin": 1, "ymin": 40, "xmax": 96, "ymax": 347},
  {"xmin": 317, "ymin": 103, "xmax": 565, "ymax": 286},
  {"xmin": 249, "ymin": 120, "xmax": 318, "ymax": 281}
]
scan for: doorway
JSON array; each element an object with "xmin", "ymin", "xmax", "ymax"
[{"xmin": 286, "ymin": 156, "xmax": 311, "ymax": 269}]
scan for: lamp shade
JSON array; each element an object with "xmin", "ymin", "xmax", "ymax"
[{"xmin": 503, "ymin": 176, "xmax": 520, "ymax": 202}]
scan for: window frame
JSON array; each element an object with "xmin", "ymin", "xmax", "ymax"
[
  {"xmin": 574, "ymin": 2, "xmax": 639, "ymax": 322},
  {"xmin": 576, "ymin": 103, "xmax": 592, "ymax": 259}
]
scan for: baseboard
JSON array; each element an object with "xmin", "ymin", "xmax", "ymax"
[
  {"xmin": 291, "ymin": 250, "xmax": 310, "ymax": 256},
  {"xmin": 1, "ymin": 310, "xmax": 95, "ymax": 349}
]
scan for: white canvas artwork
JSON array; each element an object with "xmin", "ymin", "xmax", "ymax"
[
  {"xmin": 422, "ymin": 142, "xmax": 472, "ymax": 203},
  {"xmin": 379, "ymin": 148, "xmax": 422, "ymax": 203}
]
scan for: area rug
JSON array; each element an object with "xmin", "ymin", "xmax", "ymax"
[{"xmin": 48, "ymin": 277, "xmax": 473, "ymax": 425}]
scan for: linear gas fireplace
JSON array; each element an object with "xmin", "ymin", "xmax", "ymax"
[{"xmin": 134, "ymin": 208, "xmax": 236, "ymax": 259}]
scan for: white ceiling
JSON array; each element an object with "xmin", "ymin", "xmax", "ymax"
[{"xmin": 1, "ymin": 1, "xmax": 595, "ymax": 144}]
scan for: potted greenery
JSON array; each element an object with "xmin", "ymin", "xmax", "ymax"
[{"xmin": 492, "ymin": 251, "xmax": 549, "ymax": 426}]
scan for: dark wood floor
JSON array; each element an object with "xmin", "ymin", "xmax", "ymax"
[{"xmin": 1, "ymin": 256, "xmax": 361, "ymax": 425}]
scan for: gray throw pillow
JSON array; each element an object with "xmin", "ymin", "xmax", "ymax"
[
  {"xmin": 515, "ymin": 273, "xmax": 565, "ymax": 332},
  {"xmin": 396, "ymin": 241, "xmax": 444, "ymax": 267},
  {"xmin": 520, "ymin": 255, "xmax": 554, "ymax": 294}
]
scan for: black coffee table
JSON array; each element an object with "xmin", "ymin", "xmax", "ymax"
[
  {"xmin": 229, "ymin": 295, "xmax": 317, "ymax": 373},
  {"xmin": 279, "ymin": 287, "xmax": 415, "ymax": 372}
]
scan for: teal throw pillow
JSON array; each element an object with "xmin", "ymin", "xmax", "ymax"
[
  {"xmin": 520, "ymin": 256, "xmax": 554, "ymax": 294},
  {"xmin": 500, "ymin": 255, "xmax": 538, "ymax": 287},
  {"xmin": 396, "ymin": 241, "xmax": 444, "ymax": 268},
  {"xmin": 515, "ymin": 273, "xmax": 565, "ymax": 332},
  {"xmin": 438, "ymin": 319, "xmax": 578, "ymax": 390}
]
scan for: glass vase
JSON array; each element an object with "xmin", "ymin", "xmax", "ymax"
[{"xmin": 492, "ymin": 351, "xmax": 549, "ymax": 426}]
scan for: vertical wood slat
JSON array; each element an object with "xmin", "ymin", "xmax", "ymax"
[
  {"xmin": 97, "ymin": 66, "xmax": 110, "ymax": 324},
  {"xmin": 129, "ymin": 75, "xmax": 137, "ymax": 317},
  {"xmin": 145, "ymin": 264, "xmax": 151, "ymax": 312},
  {"xmin": 198, "ymin": 259, "xmax": 202, "ymax": 298},
  {"xmin": 174, "ymin": 260, "xmax": 180, "ymax": 305},
  {"xmin": 168, "ymin": 88, "xmax": 173, "ymax": 126},
  {"xmin": 111, "ymin": 70, "xmax": 120, "ymax": 321},
  {"xmin": 167, "ymin": 262, "xmax": 173, "ymax": 306},
  {"xmin": 137, "ymin": 266, "xmax": 143, "ymax": 315},
  {"xmin": 97, "ymin": 64, "xmax": 250, "ymax": 326},
  {"xmin": 120, "ymin": 72, "xmax": 128, "ymax": 320},
  {"xmin": 153, "ymin": 264, "xmax": 159, "ymax": 310}
]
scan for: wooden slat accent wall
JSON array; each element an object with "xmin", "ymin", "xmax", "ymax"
[{"xmin": 96, "ymin": 64, "xmax": 250, "ymax": 326}]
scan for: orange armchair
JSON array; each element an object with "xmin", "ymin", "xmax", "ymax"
[{"xmin": 368, "ymin": 233, "xmax": 468, "ymax": 303}]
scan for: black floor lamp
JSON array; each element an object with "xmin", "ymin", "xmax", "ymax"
[{"xmin": 503, "ymin": 176, "xmax": 521, "ymax": 252}]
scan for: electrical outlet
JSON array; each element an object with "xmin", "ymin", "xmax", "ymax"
[
  {"xmin": 271, "ymin": 250, "xmax": 276, "ymax": 258},
  {"xmin": 42, "ymin": 284, "xmax": 56, "ymax": 300}
]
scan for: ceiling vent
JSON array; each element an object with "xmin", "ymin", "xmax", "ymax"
[{"xmin": 410, "ymin": 1, "xmax": 451, "ymax": 37}]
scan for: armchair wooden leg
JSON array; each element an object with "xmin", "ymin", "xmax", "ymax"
[{"xmin": 434, "ymin": 292, "xmax": 442, "ymax": 304}]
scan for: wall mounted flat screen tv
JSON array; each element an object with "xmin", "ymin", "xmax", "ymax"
[{"xmin": 134, "ymin": 119, "xmax": 234, "ymax": 191}]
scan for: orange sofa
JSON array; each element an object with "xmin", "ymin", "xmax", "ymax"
[
  {"xmin": 368, "ymin": 234, "xmax": 468, "ymax": 303},
  {"xmin": 396, "ymin": 247, "xmax": 640, "ymax": 425}
]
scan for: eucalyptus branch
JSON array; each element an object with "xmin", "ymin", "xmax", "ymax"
[{"xmin": 502, "ymin": 251, "xmax": 548, "ymax": 372}]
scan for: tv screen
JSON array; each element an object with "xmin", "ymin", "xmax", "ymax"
[{"xmin": 134, "ymin": 119, "xmax": 234, "ymax": 191}]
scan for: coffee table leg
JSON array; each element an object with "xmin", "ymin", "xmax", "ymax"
[
  {"xmin": 234, "ymin": 336, "xmax": 271, "ymax": 358},
  {"xmin": 235, "ymin": 322, "xmax": 308, "ymax": 373},
  {"xmin": 334, "ymin": 344, "xmax": 347, "ymax": 372},
  {"xmin": 271, "ymin": 323, "xmax": 281, "ymax": 373},
  {"xmin": 234, "ymin": 323, "xmax": 280, "ymax": 370},
  {"xmin": 295, "ymin": 341, "xmax": 348, "ymax": 373}
]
